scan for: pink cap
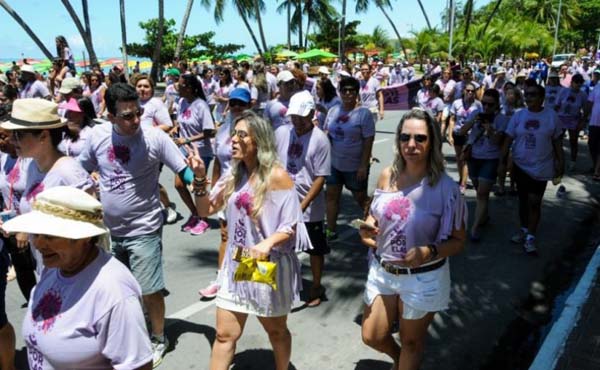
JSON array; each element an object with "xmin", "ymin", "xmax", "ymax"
[{"xmin": 58, "ymin": 98, "xmax": 82, "ymax": 113}]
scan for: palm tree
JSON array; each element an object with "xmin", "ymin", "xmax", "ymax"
[
  {"xmin": 371, "ymin": 25, "xmax": 390, "ymax": 50},
  {"xmin": 416, "ymin": 0, "xmax": 432, "ymax": 30},
  {"xmin": 339, "ymin": 0, "xmax": 346, "ymax": 61},
  {"xmin": 303, "ymin": 0, "xmax": 337, "ymax": 48},
  {"xmin": 60, "ymin": 0, "xmax": 98, "ymax": 64},
  {"xmin": 214, "ymin": 0, "xmax": 264, "ymax": 56},
  {"xmin": 175, "ymin": 0, "xmax": 199, "ymax": 60},
  {"xmin": 462, "ymin": 0, "xmax": 474, "ymax": 39},
  {"xmin": 0, "ymin": 0, "xmax": 54, "ymax": 60},
  {"xmin": 150, "ymin": 0, "xmax": 164, "ymax": 82},
  {"xmin": 480, "ymin": 0, "xmax": 503, "ymax": 37},
  {"xmin": 119, "ymin": 0, "xmax": 129, "ymax": 81},
  {"xmin": 253, "ymin": 0, "xmax": 268, "ymax": 53},
  {"xmin": 355, "ymin": 0, "xmax": 408, "ymax": 59}
]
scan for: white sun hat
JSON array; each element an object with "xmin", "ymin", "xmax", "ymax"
[
  {"xmin": 2, "ymin": 186, "xmax": 108, "ymax": 240},
  {"xmin": 1, "ymin": 98, "xmax": 66, "ymax": 130},
  {"xmin": 286, "ymin": 90, "xmax": 315, "ymax": 117}
]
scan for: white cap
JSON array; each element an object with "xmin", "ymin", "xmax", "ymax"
[
  {"xmin": 496, "ymin": 67, "xmax": 506, "ymax": 74},
  {"xmin": 338, "ymin": 70, "xmax": 351, "ymax": 77},
  {"xmin": 318, "ymin": 66, "xmax": 329, "ymax": 74},
  {"xmin": 277, "ymin": 70, "xmax": 295, "ymax": 83},
  {"xmin": 20, "ymin": 65, "xmax": 35, "ymax": 75},
  {"xmin": 286, "ymin": 91, "xmax": 315, "ymax": 117}
]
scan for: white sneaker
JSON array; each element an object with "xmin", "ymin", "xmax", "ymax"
[
  {"xmin": 524, "ymin": 236, "xmax": 537, "ymax": 255},
  {"xmin": 511, "ymin": 229, "xmax": 526, "ymax": 244},
  {"xmin": 165, "ymin": 207, "xmax": 178, "ymax": 224},
  {"xmin": 151, "ymin": 337, "xmax": 169, "ymax": 368}
]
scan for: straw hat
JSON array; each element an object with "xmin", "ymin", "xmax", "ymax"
[
  {"xmin": 20, "ymin": 65, "xmax": 35, "ymax": 75},
  {"xmin": 2, "ymin": 186, "xmax": 108, "ymax": 240},
  {"xmin": 1, "ymin": 98, "xmax": 66, "ymax": 130},
  {"xmin": 58, "ymin": 77, "xmax": 81, "ymax": 95}
]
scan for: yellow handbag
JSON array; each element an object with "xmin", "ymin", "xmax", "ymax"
[{"xmin": 233, "ymin": 255, "xmax": 278, "ymax": 290}]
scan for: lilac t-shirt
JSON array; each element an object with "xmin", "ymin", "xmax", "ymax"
[
  {"xmin": 466, "ymin": 112, "xmax": 509, "ymax": 159},
  {"xmin": 315, "ymin": 96, "xmax": 341, "ymax": 129},
  {"xmin": 453, "ymin": 81, "xmax": 480, "ymax": 101},
  {"xmin": 58, "ymin": 125, "xmax": 93, "ymax": 157},
  {"xmin": 505, "ymin": 108, "xmax": 562, "ymax": 181},
  {"xmin": 20, "ymin": 80, "xmax": 50, "ymax": 99},
  {"xmin": 88, "ymin": 84, "xmax": 106, "ymax": 115},
  {"xmin": 588, "ymin": 87, "xmax": 600, "ymax": 127},
  {"xmin": 556, "ymin": 88, "xmax": 587, "ymax": 129},
  {"xmin": 78, "ymin": 124, "xmax": 187, "ymax": 237},
  {"xmin": 370, "ymin": 174, "xmax": 466, "ymax": 261},
  {"xmin": 0, "ymin": 154, "xmax": 31, "ymax": 213},
  {"xmin": 263, "ymin": 98, "xmax": 291, "ymax": 131},
  {"xmin": 416, "ymin": 89, "xmax": 431, "ymax": 109},
  {"xmin": 275, "ymin": 125, "xmax": 331, "ymax": 222},
  {"xmin": 214, "ymin": 115, "xmax": 233, "ymax": 175},
  {"xmin": 450, "ymin": 98, "xmax": 483, "ymax": 133},
  {"xmin": 22, "ymin": 249, "xmax": 152, "ymax": 370},
  {"xmin": 177, "ymin": 98, "xmax": 215, "ymax": 157},
  {"xmin": 435, "ymin": 79, "xmax": 457, "ymax": 102},
  {"xmin": 360, "ymin": 77, "xmax": 381, "ymax": 110},
  {"xmin": 201, "ymin": 78, "xmax": 217, "ymax": 105},
  {"xmin": 140, "ymin": 97, "xmax": 172, "ymax": 129},
  {"xmin": 323, "ymin": 105, "xmax": 375, "ymax": 172},
  {"xmin": 545, "ymin": 85, "xmax": 564, "ymax": 108},
  {"xmin": 424, "ymin": 97, "xmax": 445, "ymax": 117},
  {"xmin": 215, "ymin": 83, "xmax": 233, "ymax": 117}
]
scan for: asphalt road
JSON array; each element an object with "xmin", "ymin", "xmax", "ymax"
[{"xmin": 5, "ymin": 110, "xmax": 600, "ymax": 370}]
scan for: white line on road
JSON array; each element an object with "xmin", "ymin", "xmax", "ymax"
[
  {"xmin": 374, "ymin": 138, "xmax": 389, "ymax": 144},
  {"xmin": 167, "ymin": 300, "xmax": 215, "ymax": 322}
]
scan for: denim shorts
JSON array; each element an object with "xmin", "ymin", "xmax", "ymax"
[
  {"xmin": 0, "ymin": 247, "xmax": 9, "ymax": 328},
  {"xmin": 468, "ymin": 158, "xmax": 500, "ymax": 183},
  {"xmin": 326, "ymin": 166, "xmax": 369, "ymax": 192},
  {"xmin": 112, "ymin": 229, "xmax": 164, "ymax": 295}
]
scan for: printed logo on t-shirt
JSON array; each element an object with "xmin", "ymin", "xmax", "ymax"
[
  {"xmin": 32, "ymin": 288, "xmax": 62, "ymax": 333},
  {"xmin": 234, "ymin": 191, "xmax": 253, "ymax": 216},
  {"xmin": 26, "ymin": 334, "xmax": 44, "ymax": 369},
  {"xmin": 384, "ymin": 196, "xmax": 413, "ymax": 257},
  {"xmin": 286, "ymin": 140, "xmax": 304, "ymax": 176},
  {"xmin": 107, "ymin": 144, "xmax": 131, "ymax": 165},
  {"xmin": 524, "ymin": 120, "xmax": 540, "ymax": 130},
  {"xmin": 182, "ymin": 107, "xmax": 192, "ymax": 119},
  {"xmin": 279, "ymin": 107, "xmax": 288, "ymax": 117},
  {"xmin": 338, "ymin": 114, "xmax": 350, "ymax": 123},
  {"xmin": 26, "ymin": 182, "xmax": 44, "ymax": 202},
  {"xmin": 525, "ymin": 133, "xmax": 536, "ymax": 149}
]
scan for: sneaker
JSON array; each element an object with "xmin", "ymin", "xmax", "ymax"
[
  {"xmin": 165, "ymin": 207, "xmax": 178, "ymax": 224},
  {"xmin": 151, "ymin": 336, "xmax": 169, "ymax": 368},
  {"xmin": 189, "ymin": 219, "xmax": 210, "ymax": 235},
  {"xmin": 511, "ymin": 229, "xmax": 526, "ymax": 244},
  {"xmin": 523, "ymin": 236, "xmax": 537, "ymax": 255},
  {"xmin": 181, "ymin": 215, "xmax": 199, "ymax": 232},
  {"xmin": 198, "ymin": 280, "xmax": 219, "ymax": 299},
  {"xmin": 325, "ymin": 229, "xmax": 338, "ymax": 241}
]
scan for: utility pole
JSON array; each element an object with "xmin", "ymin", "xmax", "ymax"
[
  {"xmin": 552, "ymin": 0, "xmax": 562, "ymax": 58},
  {"xmin": 448, "ymin": 0, "xmax": 455, "ymax": 59}
]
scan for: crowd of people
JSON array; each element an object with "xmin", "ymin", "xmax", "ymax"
[{"xmin": 0, "ymin": 38, "xmax": 599, "ymax": 370}]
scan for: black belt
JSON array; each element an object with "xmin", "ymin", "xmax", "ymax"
[{"xmin": 375, "ymin": 255, "xmax": 446, "ymax": 275}]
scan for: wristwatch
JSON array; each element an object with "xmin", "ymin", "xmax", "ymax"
[{"xmin": 427, "ymin": 244, "xmax": 439, "ymax": 261}]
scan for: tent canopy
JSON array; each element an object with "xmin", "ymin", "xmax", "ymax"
[
  {"xmin": 296, "ymin": 49, "xmax": 337, "ymax": 59},
  {"xmin": 276, "ymin": 49, "xmax": 298, "ymax": 58}
]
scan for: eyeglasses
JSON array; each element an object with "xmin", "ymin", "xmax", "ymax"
[
  {"xmin": 117, "ymin": 109, "xmax": 143, "ymax": 120},
  {"xmin": 340, "ymin": 88, "xmax": 357, "ymax": 95},
  {"xmin": 229, "ymin": 100, "xmax": 247, "ymax": 108},
  {"xmin": 465, "ymin": 89, "xmax": 476, "ymax": 93},
  {"xmin": 399, "ymin": 133, "xmax": 428, "ymax": 143},
  {"xmin": 231, "ymin": 129, "xmax": 250, "ymax": 139}
]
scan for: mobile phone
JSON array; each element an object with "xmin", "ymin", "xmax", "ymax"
[{"xmin": 351, "ymin": 219, "xmax": 376, "ymax": 230}]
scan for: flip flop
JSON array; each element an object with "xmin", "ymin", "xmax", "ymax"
[
  {"xmin": 593, "ymin": 174, "xmax": 600, "ymax": 182},
  {"xmin": 307, "ymin": 286, "xmax": 326, "ymax": 307}
]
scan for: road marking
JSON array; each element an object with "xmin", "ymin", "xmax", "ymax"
[
  {"xmin": 167, "ymin": 300, "xmax": 215, "ymax": 321},
  {"xmin": 374, "ymin": 138, "xmax": 390, "ymax": 144}
]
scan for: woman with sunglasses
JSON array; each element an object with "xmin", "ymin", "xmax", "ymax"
[
  {"xmin": 502, "ymin": 83, "xmax": 564, "ymax": 254},
  {"xmin": 198, "ymin": 88, "xmax": 253, "ymax": 299},
  {"xmin": 555, "ymin": 73, "xmax": 589, "ymax": 172},
  {"xmin": 359, "ymin": 109, "xmax": 466, "ymax": 370},
  {"xmin": 458, "ymin": 89, "xmax": 508, "ymax": 241},
  {"xmin": 215, "ymin": 69, "xmax": 234, "ymax": 124},
  {"xmin": 188, "ymin": 110, "xmax": 311, "ymax": 370},
  {"xmin": 174, "ymin": 74, "xmax": 216, "ymax": 236},
  {"xmin": 58, "ymin": 97, "xmax": 96, "ymax": 158},
  {"xmin": 2, "ymin": 99, "xmax": 94, "ymax": 275},
  {"xmin": 448, "ymin": 81, "xmax": 483, "ymax": 194},
  {"xmin": 263, "ymin": 70, "xmax": 304, "ymax": 131}
]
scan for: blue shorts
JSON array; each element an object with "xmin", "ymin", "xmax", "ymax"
[
  {"xmin": 468, "ymin": 158, "xmax": 499, "ymax": 183},
  {"xmin": 326, "ymin": 166, "xmax": 369, "ymax": 192},
  {"xmin": 0, "ymin": 247, "xmax": 9, "ymax": 328},
  {"xmin": 112, "ymin": 229, "xmax": 164, "ymax": 295}
]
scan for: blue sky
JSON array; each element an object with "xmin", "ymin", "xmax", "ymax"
[{"xmin": 0, "ymin": 0, "xmax": 473, "ymax": 59}]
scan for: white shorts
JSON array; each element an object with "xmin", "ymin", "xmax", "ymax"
[{"xmin": 363, "ymin": 258, "xmax": 451, "ymax": 320}]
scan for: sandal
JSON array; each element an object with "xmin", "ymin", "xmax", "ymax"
[
  {"xmin": 593, "ymin": 174, "xmax": 600, "ymax": 182},
  {"xmin": 307, "ymin": 286, "xmax": 326, "ymax": 307}
]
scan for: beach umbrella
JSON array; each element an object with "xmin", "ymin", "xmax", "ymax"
[
  {"xmin": 296, "ymin": 49, "xmax": 337, "ymax": 59},
  {"xmin": 235, "ymin": 54, "xmax": 253, "ymax": 61}
]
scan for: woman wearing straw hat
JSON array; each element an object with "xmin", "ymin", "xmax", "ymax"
[
  {"xmin": 1, "ymin": 98, "xmax": 94, "ymax": 275},
  {"xmin": 2, "ymin": 186, "xmax": 153, "ymax": 370}
]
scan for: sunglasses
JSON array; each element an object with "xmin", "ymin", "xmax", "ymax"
[
  {"xmin": 465, "ymin": 89, "xmax": 476, "ymax": 93},
  {"xmin": 340, "ymin": 88, "xmax": 357, "ymax": 95},
  {"xmin": 231, "ymin": 129, "xmax": 250, "ymax": 139},
  {"xmin": 229, "ymin": 100, "xmax": 247, "ymax": 108},
  {"xmin": 117, "ymin": 109, "xmax": 143, "ymax": 120},
  {"xmin": 399, "ymin": 133, "xmax": 428, "ymax": 143}
]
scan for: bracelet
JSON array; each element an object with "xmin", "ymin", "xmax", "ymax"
[
  {"xmin": 193, "ymin": 176, "xmax": 207, "ymax": 184},
  {"xmin": 427, "ymin": 244, "xmax": 439, "ymax": 261},
  {"xmin": 193, "ymin": 189, "xmax": 209, "ymax": 197}
]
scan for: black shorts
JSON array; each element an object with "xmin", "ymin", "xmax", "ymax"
[
  {"xmin": 0, "ymin": 248, "xmax": 9, "ymax": 328},
  {"xmin": 305, "ymin": 221, "xmax": 330, "ymax": 256},
  {"xmin": 513, "ymin": 165, "xmax": 548, "ymax": 196},
  {"xmin": 452, "ymin": 133, "xmax": 468, "ymax": 147}
]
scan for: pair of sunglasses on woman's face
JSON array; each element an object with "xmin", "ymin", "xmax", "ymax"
[{"xmin": 399, "ymin": 133, "xmax": 428, "ymax": 143}]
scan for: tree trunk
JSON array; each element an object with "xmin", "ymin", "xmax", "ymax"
[
  {"xmin": 119, "ymin": 0, "xmax": 129, "ymax": 82},
  {"xmin": 175, "ymin": 0, "xmax": 194, "ymax": 60},
  {"xmin": 304, "ymin": 15, "xmax": 311, "ymax": 49},
  {"xmin": 417, "ymin": 0, "xmax": 432, "ymax": 31},
  {"xmin": 463, "ymin": 0, "xmax": 473, "ymax": 39},
  {"xmin": 378, "ymin": 5, "xmax": 408, "ymax": 60},
  {"xmin": 339, "ymin": 0, "xmax": 346, "ymax": 63},
  {"xmin": 254, "ymin": 0, "xmax": 268, "ymax": 57},
  {"xmin": 287, "ymin": 1, "xmax": 291, "ymax": 49},
  {"xmin": 81, "ymin": 0, "xmax": 96, "ymax": 66},
  {"xmin": 0, "ymin": 0, "xmax": 54, "ymax": 60},
  {"xmin": 480, "ymin": 0, "xmax": 503, "ymax": 37},
  {"xmin": 297, "ymin": 0, "xmax": 302, "ymax": 49},
  {"xmin": 60, "ymin": 0, "xmax": 98, "ymax": 64},
  {"xmin": 236, "ymin": 2, "xmax": 263, "ymax": 56},
  {"xmin": 151, "ymin": 0, "xmax": 164, "ymax": 82}
]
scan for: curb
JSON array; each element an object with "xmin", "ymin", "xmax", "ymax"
[{"xmin": 529, "ymin": 245, "xmax": 600, "ymax": 370}]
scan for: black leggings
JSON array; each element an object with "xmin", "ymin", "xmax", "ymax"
[
  {"xmin": 4, "ymin": 236, "xmax": 36, "ymax": 302},
  {"xmin": 589, "ymin": 126, "xmax": 600, "ymax": 168},
  {"xmin": 513, "ymin": 165, "xmax": 547, "ymax": 228}
]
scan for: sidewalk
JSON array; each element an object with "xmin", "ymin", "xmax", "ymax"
[{"xmin": 530, "ymin": 246, "xmax": 600, "ymax": 370}]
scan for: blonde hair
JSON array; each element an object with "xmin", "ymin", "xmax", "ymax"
[
  {"xmin": 390, "ymin": 109, "xmax": 445, "ymax": 187},
  {"xmin": 223, "ymin": 110, "xmax": 281, "ymax": 219}
]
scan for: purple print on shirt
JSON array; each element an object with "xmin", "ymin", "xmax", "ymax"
[
  {"xmin": 384, "ymin": 196, "xmax": 412, "ymax": 222},
  {"xmin": 108, "ymin": 144, "xmax": 131, "ymax": 164},
  {"xmin": 7, "ymin": 164, "xmax": 20, "ymax": 184},
  {"xmin": 235, "ymin": 191, "xmax": 253, "ymax": 215},
  {"xmin": 182, "ymin": 107, "xmax": 192, "ymax": 119},
  {"xmin": 26, "ymin": 182, "xmax": 44, "ymax": 202},
  {"xmin": 525, "ymin": 120, "xmax": 540, "ymax": 130},
  {"xmin": 26, "ymin": 334, "xmax": 44, "ymax": 369},
  {"xmin": 288, "ymin": 141, "xmax": 303, "ymax": 159},
  {"xmin": 338, "ymin": 114, "xmax": 350, "ymax": 123},
  {"xmin": 279, "ymin": 107, "xmax": 288, "ymax": 117},
  {"xmin": 32, "ymin": 288, "xmax": 62, "ymax": 333}
]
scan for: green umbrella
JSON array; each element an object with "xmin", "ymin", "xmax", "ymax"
[
  {"xmin": 296, "ymin": 49, "xmax": 337, "ymax": 59},
  {"xmin": 235, "ymin": 54, "xmax": 253, "ymax": 61}
]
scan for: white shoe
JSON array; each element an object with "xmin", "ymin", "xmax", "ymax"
[
  {"xmin": 524, "ymin": 236, "xmax": 537, "ymax": 255},
  {"xmin": 165, "ymin": 207, "xmax": 178, "ymax": 224},
  {"xmin": 152, "ymin": 337, "xmax": 169, "ymax": 368},
  {"xmin": 510, "ymin": 229, "xmax": 526, "ymax": 244}
]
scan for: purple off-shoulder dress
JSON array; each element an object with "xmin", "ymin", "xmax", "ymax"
[{"xmin": 215, "ymin": 177, "xmax": 312, "ymax": 317}]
